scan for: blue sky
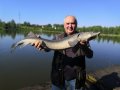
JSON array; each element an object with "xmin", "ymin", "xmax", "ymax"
[{"xmin": 0, "ymin": 0, "xmax": 120, "ymax": 27}]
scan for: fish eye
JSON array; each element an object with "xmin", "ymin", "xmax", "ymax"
[{"xmin": 77, "ymin": 34, "xmax": 80, "ymax": 37}]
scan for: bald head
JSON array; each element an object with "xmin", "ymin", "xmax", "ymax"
[
  {"xmin": 64, "ymin": 16, "xmax": 77, "ymax": 25},
  {"xmin": 64, "ymin": 16, "xmax": 77, "ymax": 35}
]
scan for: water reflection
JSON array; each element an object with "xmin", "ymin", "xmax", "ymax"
[{"xmin": 0, "ymin": 32, "xmax": 120, "ymax": 90}]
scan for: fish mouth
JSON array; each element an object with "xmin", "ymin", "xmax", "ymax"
[
  {"xmin": 96, "ymin": 32, "xmax": 100, "ymax": 36},
  {"xmin": 92, "ymin": 32, "xmax": 100, "ymax": 37},
  {"xmin": 88, "ymin": 32, "xmax": 100, "ymax": 41}
]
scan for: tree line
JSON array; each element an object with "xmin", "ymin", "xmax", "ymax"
[{"xmin": 0, "ymin": 19, "xmax": 120, "ymax": 35}]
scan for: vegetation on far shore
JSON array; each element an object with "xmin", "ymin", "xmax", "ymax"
[{"xmin": 0, "ymin": 19, "xmax": 120, "ymax": 36}]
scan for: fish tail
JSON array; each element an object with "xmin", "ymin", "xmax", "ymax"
[
  {"xmin": 11, "ymin": 42, "xmax": 24, "ymax": 49},
  {"xmin": 11, "ymin": 43, "xmax": 16, "ymax": 49},
  {"xmin": 11, "ymin": 42, "xmax": 24, "ymax": 52},
  {"xmin": 10, "ymin": 43, "xmax": 18, "ymax": 53}
]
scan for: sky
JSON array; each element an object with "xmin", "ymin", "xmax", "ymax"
[{"xmin": 0, "ymin": 0, "xmax": 120, "ymax": 27}]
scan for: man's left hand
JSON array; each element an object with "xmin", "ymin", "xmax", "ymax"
[{"xmin": 79, "ymin": 40, "xmax": 88, "ymax": 45}]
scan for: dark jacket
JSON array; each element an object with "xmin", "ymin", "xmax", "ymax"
[{"xmin": 51, "ymin": 32, "xmax": 93, "ymax": 89}]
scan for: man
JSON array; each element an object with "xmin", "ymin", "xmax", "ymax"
[{"xmin": 33, "ymin": 16, "xmax": 93, "ymax": 90}]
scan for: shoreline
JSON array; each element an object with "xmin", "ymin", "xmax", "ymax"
[{"xmin": 18, "ymin": 65, "xmax": 120, "ymax": 90}]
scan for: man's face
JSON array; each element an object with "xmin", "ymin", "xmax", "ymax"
[{"xmin": 64, "ymin": 16, "xmax": 77, "ymax": 35}]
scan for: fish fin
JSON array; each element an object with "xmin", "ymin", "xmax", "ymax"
[
  {"xmin": 68, "ymin": 40, "xmax": 78, "ymax": 47},
  {"xmin": 26, "ymin": 32, "xmax": 38, "ymax": 38},
  {"xmin": 26, "ymin": 32, "xmax": 41, "ymax": 39}
]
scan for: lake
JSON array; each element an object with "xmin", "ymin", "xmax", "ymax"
[{"xmin": 0, "ymin": 32, "xmax": 120, "ymax": 90}]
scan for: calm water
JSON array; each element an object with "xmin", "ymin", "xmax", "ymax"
[{"xmin": 0, "ymin": 33, "xmax": 120, "ymax": 90}]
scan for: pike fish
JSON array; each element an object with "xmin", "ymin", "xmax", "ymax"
[{"xmin": 11, "ymin": 32, "xmax": 100, "ymax": 50}]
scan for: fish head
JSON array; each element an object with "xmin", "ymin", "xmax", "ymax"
[{"xmin": 77, "ymin": 32, "xmax": 100, "ymax": 41}]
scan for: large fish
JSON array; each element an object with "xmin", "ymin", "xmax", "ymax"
[{"xmin": 11, "ymin": 31, "xmax": 100, "ymax": 50}]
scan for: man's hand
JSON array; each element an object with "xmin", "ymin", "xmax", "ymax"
[
  {"xmin": 79, "ymin": 40, "xmax": 88, "ymax": 46},
  {"xmin": 32, "ymin": 40, "xmax": 42, "ymax": 50}
]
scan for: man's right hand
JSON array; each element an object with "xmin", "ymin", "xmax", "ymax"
[{"xmin": 32, "ymin": 40, "xmax": 42, "ymax": 50}]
